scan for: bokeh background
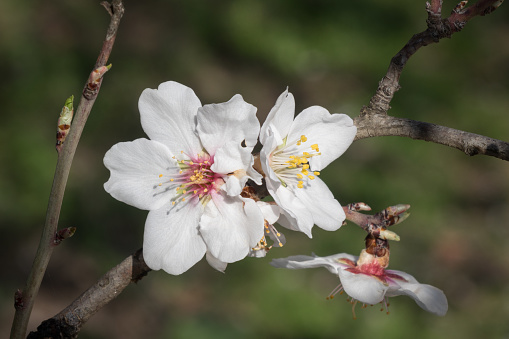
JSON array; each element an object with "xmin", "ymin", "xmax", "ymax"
[{"xmin": 2, "ymin": 1, "xmax": 509, "ymax": 338}]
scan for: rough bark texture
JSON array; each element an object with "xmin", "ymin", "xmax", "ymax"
[{"xmin": 27, "ymin": 249, "xmax": 150, "ymax": 339}]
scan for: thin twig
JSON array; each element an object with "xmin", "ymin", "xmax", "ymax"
[
  {"xmin": 27, "ymin": 249, "xmax": 151, "ymax": 339},
  {"xmin": 361, "ymin": 0, "xmax": 504, "ymax": 116},
  {"xmin": 10, "ymin": 2, "xmax": 124, "ymax": 338}
]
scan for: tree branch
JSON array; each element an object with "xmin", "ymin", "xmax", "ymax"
[
  {"xmin": 362, "ymin": 0, "xmax": 504, "ymax": 116},
  {"xmin": 354, "ymin": 114, "xmax": 509, "ymax": 160},
  {"xmin": 354, "ymin": 0, "xmax": 507, "ymax": 161},
  {"xmin": 27, "ymin": 249, "xmax": 151, "ymax": 339},
  {"xmin": 10, "ymin": 2, "xmax": 125, "ymax": 338}
]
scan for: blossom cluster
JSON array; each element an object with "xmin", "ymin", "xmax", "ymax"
[
  {"xmin": 103, "ymin": 80, "xmax": 447, "ymax": 316},
  {"xmin": 104, "ymin": 81, "xmax": 356, "ymax": 273}
]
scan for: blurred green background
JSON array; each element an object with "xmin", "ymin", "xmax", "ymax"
[{"xmin": 2, "ymin": 1, "xmax": 509, "ymax": 338}]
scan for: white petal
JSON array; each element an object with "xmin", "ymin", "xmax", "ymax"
[
  {"xmin": 270, "ymin": 254, "xmax": 343, "ymax": 275},
  {"xmin": 103, "ymin": 138, "xmax": 180, "ymax": 210},
  {"xmin": 200, "ymin": 194, "xmax": 264, "ymax": 263},
  {"xmin": 256, "ymin": 201, "xmax": 280, "ymax": 224},
  {"xmin": 213, "ymin": 144, "xmax": 259, "ymax": 195},
  {"xmin": 287, "ymin": 106, "xmax": 356, "ymax": 171},
  {"xmin": 260, "ymin": 89, "xmax": 295, "ymax": 145},
  {"xmin": 143, "ymin": 200, "xmax": 207, "ymax": 275},
  {"xmin": 205, "ymin": 252, "xmax": 228, "ymax": 273},
  {"xmin": 338, "ymin": 269, "xmax": 388, "ymax": 305},
  {"xmin": 386, "ymin": 271, "xmax": 448, "ymax": 316},
  {"xmin": 139, "ymin": 81, "xmax": 203, "ymax": 156},
  {"xmin": 293, "ymin": 176, "xmax": 345, "ymax": 231},
  {"xmin": 261, "ymin": 131, "xmax": 343, "ymax": 236},
  {"xmin": 197, "ymin": 94, "xmax": 259, "ymax": 156},
  {"xmin": 272, "ymin": 184, "xmax": 314, "ymax": 237}
]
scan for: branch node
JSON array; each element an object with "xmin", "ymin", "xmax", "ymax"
[
  {"xmin": 14, "ymin": 289, "xmax": 25, "ymax": 310},
  {"xmin": 100, "ymin": 1, "xmax": 114, "ymax": 16},
  {"xmin": 54, "ymin": 227, "xmax": 77, "ymax": 246}
]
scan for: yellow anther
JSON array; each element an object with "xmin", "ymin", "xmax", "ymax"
[
  {"xmin": 296, "ymin": 173, "xmax": 303, "ymax": 179},
  {"xmin": 204, "ymin": 188, "xmax": 208, "ymax": 192},
  {"xmin": 204, "ymin": 160, "xmax": 209, "ymax": 164},
  {"xmin": 182, "ymin": 198, "xmax": 186, "ymax": 202},
  {"xmin": 158, "ymin": 183, "xmax": 162, "ymax": 186},
  {"xmin": 159, "ymin": 174, "xmax": 163, "ymax": 178},
  {"xmin": 278, "ymin": 242, "xmax": 283, "ymax": 247},
  {"xmin": 172, "ymin": 156, "xmax": 176, "ymax": 159},
  {"xmin": 183, "ymin": 190, "xmax": 187, "ymax": 194},
  {"xmin": 199, "ymin": 193, "xmax": 203, "ymax": 198},
  {"xmin": 314, "ymin": 171, "xmax": 320, "ymax": 176},
  {"xmin": 297, "ymin": 141, "xmax": 301, "ymax": 146},
  {"xmin": 266, "ymin": 230, "xmax": 270, "ymax": 234},
  {"xmin": 297, "ymin": 183, "xmax": 304, "ymax": 189},
  {"xmin": 302, "ymin": 170, "xmax": 309, "ymax": 175},
  {"xmin": 302, "ymin": 164, "xmax": 310, "ymax": 169},
  {"xmin": 193, "ymin": 190, "xmax": 197, "ymax": 194},
  {"xmin": 181, "ymin": 151, "xmax": 184, "ymax": 154},
  {"xmin": 189, "ymin": 161, "xmax": 194, "ymax": 165},
  {"xmin": 179, "ymin": 170, "xmax": 183, "ymax": 174},
  {"xmin": 303, "ymin": 152, "xmax": 310, "ymax": 157},
  {"xmin": 308, "ymin": 175, "xmax": 315, "ymax": 180},
  {"xmin": 311, "ymin": 144, "xmax": 318, "ymax": 150},
  {"xmin": 277, "ymin": 232, "xmax": 281, "ymax": 236},
  {"xmin": 172, "ymin": 201, "xmax": 176, "ymax": 205},
  {"xmin": 170, "ymin": 178, "xmax": 174, "ymax": 182},
  {"xmin": 300, "ymin": 135, "xmax": 307, "ymax": 142}
]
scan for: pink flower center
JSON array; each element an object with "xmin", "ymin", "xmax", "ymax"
[{"xmin": 156, "ymin": 152, "xmax": 224, "ymax": 206}]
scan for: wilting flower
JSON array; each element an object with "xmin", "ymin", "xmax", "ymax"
[
  {"xmin": 271, "ymin": 251, "xmax": 448, "ymax": 316},
  {"xmin": 259, "ymin": 89, "xmax": 357, "ymax": 237},
  {"xmin": 104, "ymin": 81, "xmax": 264, "ymax": 275}
]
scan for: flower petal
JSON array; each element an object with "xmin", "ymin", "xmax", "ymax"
[
  {"xmin": 293, "ymin": 176, "xmax": 345, "ymax": 231},
  {"xmin": 338, "ymin": 269, "xmax": 388, "ymax": 305},
  {"xmin": 256, "ymin": 201, "xmax": 280, "ymax": 224},
  {"xmin": 197, "ymin": 94, "xmax": 259, "ymax": 156},
  {"xmin": 200, "ymin": 194, "xmax": 264, "ymax": 263},
  {"xmin": 287, "ymin": 106, "xmax": 356, "ymax": 171},
  {"xmin": 104, "ymin": 138, "xmax": 180, "ymax": 210},
  {"xmin": 206, "ymin": 251, "xmax": 228, "ymax": 273},
  {"xmin": 260, "ymin": 89, "xmax": 295, "ymax": 145},
  {"xmin": 270, "ymin": 255, "xmax": 339, "ymax": 274},
  {"xmin": 213, "ymin": 143, "xmax": 262, "ymax": 195},
  {"xmin": 386, "ymin": 270, "xmax": 448, "ymax": 316},
  {"xmin": 139, "ymin": 81, "xmax": 203, "ymax": 156},
  {"xmin": 271, "ymin": 183, "xmax": 315, "ymax": 237},
  {"xmin": 143, "ymin": 200, "xmax": 207, "ymax": 275}
]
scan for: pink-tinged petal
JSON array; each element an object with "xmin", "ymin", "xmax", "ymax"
[
  {"xmin": 318, "ymin": 253, "xmax": 359, "ymax": 266},
  {"xmin": 270, "ymin": 254, "xmax": 343, "ymax": 275},
  {"xmin": 338, "ymin": 269, "xmax": 388, "ymax": 305},
  {"xmin": 143, "ymin": 201, "xmax": 207, "ymax": 275},
  {"xmin": 287, "ymin": 106, "xmax": 356, "ymax": 171},
  {"xmin": 197, "ymin": 94, "xmax": 259, "ymax": 156},
  {"xmin": 139, "ymin": 81, "xmax": 202, "ymax": 156},
  {"xmin": 206, "ymin": 252, "xmax": 228, "ymax": 273},
  {"xmin": 200, "ymin": 194, "xmax": 264, "ymax": 263},
  {"xmin": 104, "ymin": 138, "xmax": 180, "ymax": 210},
  {"xmin": 260, "ymin": 89, "xmax": 295, "ymax": 145},
  {"xmin": 386, "ymin": 271, "xmax": 448, "ymax": 316},
  {"xmin": 293, "ymin": 176, "xmax": 345, "ymax": 231}
]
